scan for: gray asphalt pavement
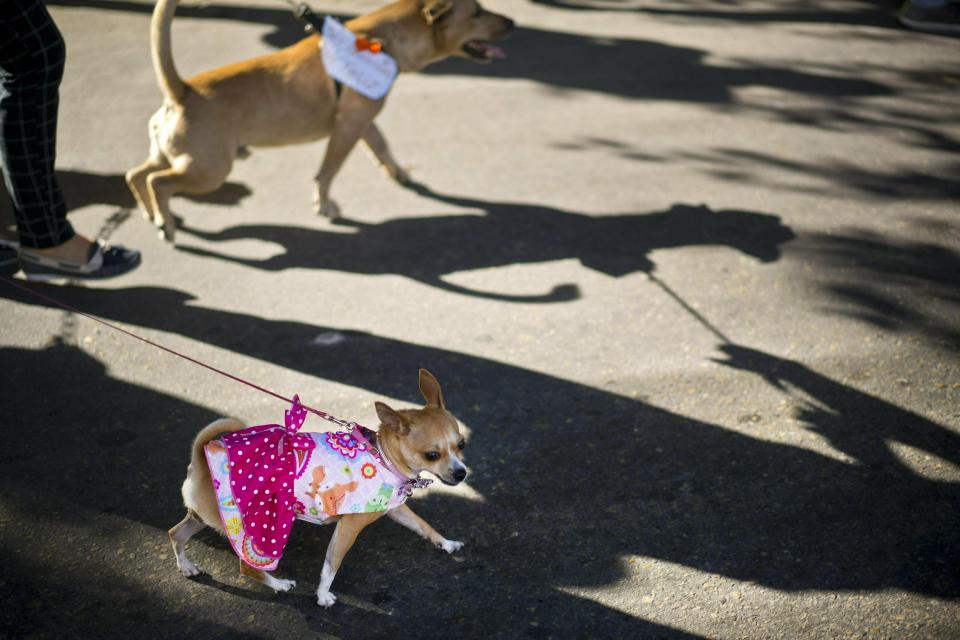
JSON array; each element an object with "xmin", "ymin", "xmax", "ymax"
[{"xmin": 1, "ymin": 0, "xmax": 959, "ymax": 638}]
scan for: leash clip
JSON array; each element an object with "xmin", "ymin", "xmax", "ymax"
[
  {"xmin": 284, "ymin": 0, "xmax": 325, "ymax": 33},
  {"xmin": 402, "ymin": 475, "xmax": 434, "ymax": 496}
]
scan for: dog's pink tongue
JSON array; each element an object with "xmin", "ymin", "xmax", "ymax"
[{"xmin": 485, "ymin": 44, "xmax": 506, "ymax": 59}]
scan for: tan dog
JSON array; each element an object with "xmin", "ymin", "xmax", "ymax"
[
  {"xmin": 127, "ymin": 0, "xmax": 514, "ymax": 241},
  {"xmin": 169, "ymin": 369, "xmax": 469, "ymax": 607}
]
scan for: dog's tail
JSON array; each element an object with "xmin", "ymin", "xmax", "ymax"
[
  {"xmin": 182, "ymin": 417, "xmax": 245, "ymax": 528},
  {"xmin": 188, "ymin": 417, "xmax": 246, "ymax": 477},
  {"xmin": 151, "ymin": 0, "xmax": 188, "ymax": 102}
]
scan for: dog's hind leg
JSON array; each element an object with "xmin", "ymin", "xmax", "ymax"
[
  {"xmin": 126, "ymin": 155, "xmax": 170, "ymax": 223},
  {"xmin": 239, "ymin": 559, "xmax": 297, "ymax": 592},
  {"xmin": 128, "ymin": 109, "xmax": 172, "ymax": 223},
  {"xmin": 145, "ymin": 163, "xmax": 228, "ymax": 243},
  {"xmin": 169, "ymin": 509, "xmax": 206, "ymax": 577}
]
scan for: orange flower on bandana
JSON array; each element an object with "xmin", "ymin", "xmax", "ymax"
[{"xmin": 361, "ymin": 463, "xmax": 377, "ymax": 479}]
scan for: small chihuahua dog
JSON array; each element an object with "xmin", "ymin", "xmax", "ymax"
[{"xmin": 169, "ymin": 369, "xmax": 467, "ymax": 607}]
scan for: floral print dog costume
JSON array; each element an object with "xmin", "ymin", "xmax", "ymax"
[{"xmin": 205, "ymin": 396, "xmax": 418, "ymax": 571}]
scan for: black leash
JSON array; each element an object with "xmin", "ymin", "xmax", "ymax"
[
  {"xmin": 284, "ymin": 0, "xmax": 326, "ymax": 32},
  {"xmin": 283, "ymin": 1, "xmax": 342, "ymax": 97}
]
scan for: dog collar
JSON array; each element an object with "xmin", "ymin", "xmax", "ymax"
[{"xmin": 354, "ymin": 425, "xmax": 433, "ymax": 496}]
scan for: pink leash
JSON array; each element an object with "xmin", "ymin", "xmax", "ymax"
[
  {"xmin": 0, "ymin": 275, "xmax": 360, "ymax": 431},
  {"xmin": 1, "ymin": 275, "xmax": 425, "ymax": 488}
]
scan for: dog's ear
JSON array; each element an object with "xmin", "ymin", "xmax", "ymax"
[
  {"xmin": 418, "ymin": 368, "xmax": 446, "ymax": 409},
  {"xmin": 376, "ymin": 401, "xmax": 410, "ymax": 435},
  {"xmin": 421, "ymin": 0, "xmax": 454, "ymax": 25}
]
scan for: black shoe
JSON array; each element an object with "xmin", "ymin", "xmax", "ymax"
[
  {"xmin": 899, "ymin": 0, "xmax": 960, "ymax": 34},
  {"xmin": 19, "ymin": 241, "xmax": 141, "ymax": 281}
]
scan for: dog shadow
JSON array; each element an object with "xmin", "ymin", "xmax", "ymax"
[
  {"xmin": 55, "ymin": 169, "xmax": 251, "ymax": 210},
  {"xmin": 177, "ymin": 183, "xmax": 794, "ymax": 303},
  {"xmin": 0, "ymin": 169, "xmax": 252, "ymax": 236}
]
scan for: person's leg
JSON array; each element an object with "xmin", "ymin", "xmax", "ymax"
[
  {"xmin": 0, "ymin": 0, "xmax": 140, "ymax": 279},
  {"xmin": 0, "ymin": 0, "xmax": 73, "ymax": 251}
]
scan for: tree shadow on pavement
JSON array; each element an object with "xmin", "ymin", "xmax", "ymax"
[
  {"xmin": 526, "ymin": 0, "xmax": 902, "ymax": 30},
  {"xmin": 424, "ymin": 24, "xmax": 890, "ymax": 102},
  {"xmin": 527, "ymin": 0, "xmax": 644, "ymax": 13},
  {"xmin": 796, "ymin": 226, "xmax": 960, "ymax": 350},
  {"xmin": 633, "ymin": 0, "xmax": 904, "ymax": 30},
  {"xmin": 674, "ymin": 148, "xmax": 960, "ymax": 202},
  {"xmin": 48, "ymin": 0, "xmax": 892, "ymax": 102},
  {"xmin": 176, "ymin": 183, "xmax": 794, "ymax": 303}
]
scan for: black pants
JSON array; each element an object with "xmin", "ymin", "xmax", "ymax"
[{"xmin": 0, "ymin": 0, "xmax": 73, "ymax": 249}]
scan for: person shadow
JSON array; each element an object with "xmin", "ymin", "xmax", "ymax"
[{"xmin": 176, "ymin": 182, "xmax": 794, "ymax": 303}]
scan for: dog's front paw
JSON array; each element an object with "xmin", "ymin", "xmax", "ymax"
[
  {"xmin": 439, "ymin": 539, "xmax": 464, "ymax": 554},
  {"xmin": 316, "ymin": 589, "xmax": 337, "ymax": 608}
]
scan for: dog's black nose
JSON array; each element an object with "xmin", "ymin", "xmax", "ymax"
[
  {"xmin": 504, "ymin": 18, "xmax": 515, "ymax": 32},
  {"xmin": 452, "ymin": 468, "xmax": 467, "ymax": 482}
]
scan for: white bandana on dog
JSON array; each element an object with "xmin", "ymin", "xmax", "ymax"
[{"xmin": 321, "ymin": 17, "xmax": 397, "ymax": 100}]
